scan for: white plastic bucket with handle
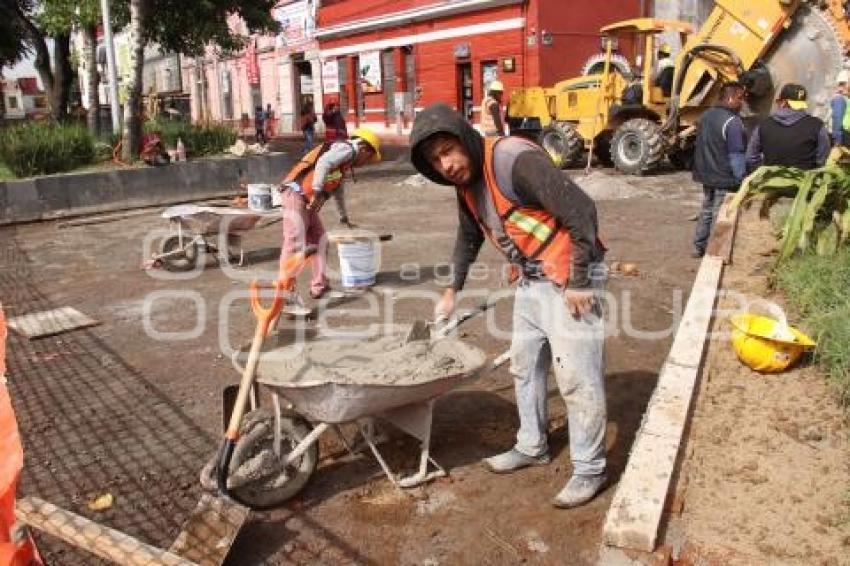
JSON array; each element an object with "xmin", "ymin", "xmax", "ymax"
[
  {"xmin": 247, "ymin": 183, "xmax": 272, "ymax": 211},
  {"xmin": 338, "ymin": 240, "xmax": 378, "ymax": 287}
]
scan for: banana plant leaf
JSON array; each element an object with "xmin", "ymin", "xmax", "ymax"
[{"xmin": 816, "ymin": 223, "xmax": 839, "ymax": 256}]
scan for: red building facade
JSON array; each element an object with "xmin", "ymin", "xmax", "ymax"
[{"xmin": 315, "ymin": 0, "xmax": 643, "ymax": 134}]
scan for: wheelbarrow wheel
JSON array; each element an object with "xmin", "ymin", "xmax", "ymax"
[
  {"xmin": 161, "ymin": 235, "xmax": 199, "ymax": 272},
  {"xmin": 209, "ymin": 408, "xmax": 318, "ymax": 509}
]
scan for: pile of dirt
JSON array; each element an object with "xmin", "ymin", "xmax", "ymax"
[
  {"xmin": 572, "ymin": 170, "xmax": 648, "ymax": 200},
  {"xmin": 256, "ymin": 331, "xmax": 476, "ymax": 386}
]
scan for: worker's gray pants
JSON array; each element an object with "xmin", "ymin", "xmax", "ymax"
[
  {"xmin": 510, "ymin": 278, "xmax": 606, "ymax": 475},
  {"xmin": 693, "ymin": 185, "xmax": 729, "ymax": 254}
]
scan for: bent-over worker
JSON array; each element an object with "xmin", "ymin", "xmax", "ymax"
[
  {"xmin": 410, "ymin": 103, "xmax": 608, "ymax": 509},
  {"xmin": 278, "ymin": 128, "xmax": 381, "ymax": 299}
]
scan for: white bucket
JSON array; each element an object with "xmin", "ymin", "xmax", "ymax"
[
  {"xmin": 247, "ymin": 183, "xmax": 272, "ymax": 211},
  {"xmin": 338, "ymin": 241, "xmax": 378, "ymax": 287}
]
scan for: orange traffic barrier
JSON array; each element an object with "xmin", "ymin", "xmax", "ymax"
[{"xmin": 0, "ymin": 304, "xmax": 42, "ymax": 565}]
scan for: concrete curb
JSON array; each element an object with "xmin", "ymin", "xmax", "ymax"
[{"xmin": 0, "ymin": 153, "xmax": 292, "ymax": 226}]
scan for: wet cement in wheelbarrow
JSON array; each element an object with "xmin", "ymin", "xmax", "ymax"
[
  {"xmin": 224, "ymin": 334, "xmax": 480, "ymax": 501},
  {"xmin": 257, "ymin": 333, "xmax": 476, "ymax": 386}
]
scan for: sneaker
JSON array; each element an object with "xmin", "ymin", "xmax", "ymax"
[
  {"xmin": 551, "ymin": 473, "xmax": 608, "ymax": 508},
  {"xmin": 482, "ymin": 449, "xmax": 550, "ymax": 474},
  {"xmin": 309, "ymin": 287, "xmax": 330, "ymax": 300}
]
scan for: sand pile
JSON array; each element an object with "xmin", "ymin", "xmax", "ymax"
[
  {"xmin": 572, "ymin": 170, "xmax": 648, "ymax": 200},
  {"xmin": 257, "ymin": 333, "xmax": 471, "ymax": 386}
]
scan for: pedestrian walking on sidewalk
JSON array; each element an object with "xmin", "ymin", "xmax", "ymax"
[
  {"xmin": 410, "ymin": 103, "xmax": 608, "ymax": 509},
  {"xmin": 254, "ymin": 105, "xmax": 267, "ymax": 145},
  {"xmin": 265, "ymin": 103, "xmax": 275, "ymax": 140},
  {"xmin": 278, "ymin": 128, "xmax": 381, "ymax": 300},
  {"xmin": 300, "ymin": 103, "xmax": 317, "ymax": 154},
  {"xmin": 322, "ymin": 101, "xmax": 348, "ymax": 142},
  {"xmin": 691, "ymin": 82, "xmax": 747, "ymax": 258},
  {"xmin": 746, "ymin": 83, "xmax": 830, "ymax": 171}
]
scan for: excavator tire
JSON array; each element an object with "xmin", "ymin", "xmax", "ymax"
[
  {"xmin": 539, "ymin": 122, "xmax": 583, "ymax": 169},
  {"xmin": 611, "ymin": 118, "xmax": 663, "ymax": 175}
]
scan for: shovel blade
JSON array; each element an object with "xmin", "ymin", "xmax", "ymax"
[
  {"xmin": 404, "ymin": 319, "xmax": 431, "ymax": 343},
  {"xmin": 168, "ymin": 493, "xmax": 250, "ymax": 565}
]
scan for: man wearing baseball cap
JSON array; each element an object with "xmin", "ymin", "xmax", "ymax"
[{"xmin": 746, "ymin": 83, "xmax": 830, "ymax": 170}]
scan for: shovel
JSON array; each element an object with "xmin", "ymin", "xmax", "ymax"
[
  {"xmin": 175, "ymin": 249, "xmax": 314, "ymax": 565},
  {"xmin": 404, "ymin": 297, "xmax": 498, "ymax": 344}
]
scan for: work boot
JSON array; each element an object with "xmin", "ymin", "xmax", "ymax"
[
  {"xmin": 482, "ymin": 449, "xmax": 550, "ymax": 474},
  {"xmin": 551, "ymin": 473, "xmax": 608, "ymax": 508}
]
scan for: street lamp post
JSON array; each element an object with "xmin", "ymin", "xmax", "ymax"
[{"xmin": 100, "ymin": 0, "xmax": 122, "ymax": 134}]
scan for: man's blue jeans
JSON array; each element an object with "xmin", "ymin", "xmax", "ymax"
[
  {"xmin": 693, "ymin": 185, "xmax": 729, "ymax": 255},
  {"xmin": 510, "ymin": 278, "xmax": 606, "ymax": 476}
]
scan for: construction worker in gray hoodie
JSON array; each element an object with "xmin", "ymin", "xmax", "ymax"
[
  {"xmin": 746, "ymin": 83, "xmax": 830, "ymax": 171},
  {"xmin": 409, "ymin": 103, "xmax": 608, "ymax": 509}
]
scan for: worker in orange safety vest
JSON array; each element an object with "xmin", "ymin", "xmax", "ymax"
[{"xmin": 410, "ymin": 103, "xmax": 608, "ymax": 509}]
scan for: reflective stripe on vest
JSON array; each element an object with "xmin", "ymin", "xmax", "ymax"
[
  {"xmin": 461, "ymin": 137, "xmax": 574, "ymax": 286},
  {"xmin": 506, "ymin": 210, "xmax": 552, "ymax": 243},
  {"xmin": 282, "ymin": 142, "xmax": 350, "ymax": 199}
]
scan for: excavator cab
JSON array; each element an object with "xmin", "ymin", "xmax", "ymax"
[{"xmin": 598, "ymin": 19, "xmax": 694, "ymax": 114}]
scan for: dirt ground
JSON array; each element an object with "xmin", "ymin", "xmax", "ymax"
[
  {"xmin": 0, "ymin": 159, "xmax": 704, "ymax": 565},
  {"xmin": 667, "ymin": 207, "xmax": 850, "ymax": 565}
]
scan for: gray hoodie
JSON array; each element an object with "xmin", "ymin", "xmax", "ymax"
[
  {"xmin": 409, "ymin": 103, "xmax": 603, "ymax": 289},
  {"xmin": 746, "ymin": 108, "xmax": 830, "ymax": 170}
]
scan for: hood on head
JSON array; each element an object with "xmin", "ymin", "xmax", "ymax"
[
  {"xmin": 409, "ymin": 103, "xmax": 484, "ymax": 185},
  {"xmin": 771, "ymin": 107, "xmax": 810, "ymax": 126}
]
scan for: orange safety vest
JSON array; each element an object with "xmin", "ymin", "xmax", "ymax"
[
  {"xmin": 460, "ymin": 137, "xmax": 574, "ymax": 287},
  {"xmin": 282, "ymin": 142, "xmax": 352, "ymax": 200},
  {"xmin": 0, "ymin": 305, "xmax": 42, "ymax": 565}
]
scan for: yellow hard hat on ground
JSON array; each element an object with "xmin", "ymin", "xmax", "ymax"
[
  {"xmin": 352, "ymin": 127, "xmax": 382, "ymax": 162},
  {"xmin": 729, "ymin": 313, "xmax": 816, "ymax": 373},
  {"xmin": 488, "ymin": 80, "xmax": 504, "ymax": 92}
]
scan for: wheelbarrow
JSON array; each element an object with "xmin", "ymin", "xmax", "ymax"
[
  {"xmin": 203, "ymin": 327, "xmax": 491, "ymax": 509},
  {"xmin": 146, "ymin": 204, "xmax": 282, "ymax": 271}
]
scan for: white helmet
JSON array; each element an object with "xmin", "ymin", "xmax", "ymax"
[
  {"xmin": 488, "ymin": 80, "xmax": 504, "ymax": 92},
  {"xmin": 838, "ymin": 69, "xmax": 850, "ymax": 84}
]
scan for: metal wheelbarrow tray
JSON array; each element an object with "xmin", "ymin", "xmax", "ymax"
[
  {"xmin": 150, "ymin": 204, "xmax": 282, "ymax": 271},
  {"xmin": 215, "ymin": 327, "xmax": 487, "ymax": 509}
]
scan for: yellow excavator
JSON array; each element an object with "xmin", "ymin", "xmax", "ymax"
[{"xmin": 507, "ymin": 0, "xmax": 850, "ymax": 174}]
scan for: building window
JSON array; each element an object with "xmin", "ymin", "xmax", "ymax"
[
  {"xmin": 481, "ymin": 61, "xmax": 499, "ymax": 96},
  {"xmin": 7, "ymin": 96, "xmax": 19, "ymax": 110},
  {"xmin": 33, "ymin": 96, "xmax": 47, "ymax": 109}
]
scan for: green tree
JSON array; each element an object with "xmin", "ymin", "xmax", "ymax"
[
  {"xmin": 120, "ymin": 0, "xmax": 279, "ymax": 160},
  {"xmin": 0, "ymin": 1, "xmax": 32, "ymax": 69},
  {"xmin": 4, "ymin": 0, "xmax": 127, "ymax": 123}
]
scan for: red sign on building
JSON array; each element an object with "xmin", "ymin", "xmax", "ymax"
[{"xmin": 245, "ymin": 37, "xmax": 259, "ymax": 85}]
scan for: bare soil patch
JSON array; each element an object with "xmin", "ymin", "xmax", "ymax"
[{"xmin": 671, "ymin": 206, "xmax": 850, "ymax": 565}]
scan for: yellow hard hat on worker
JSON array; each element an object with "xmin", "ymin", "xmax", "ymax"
[
  {"xmin": 352, "ymin": 127, "xmax": 382, "ymax": 162},
  {"xmin": 658, "ymin": 43, "xmax": 672, "ymax": 55}
]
